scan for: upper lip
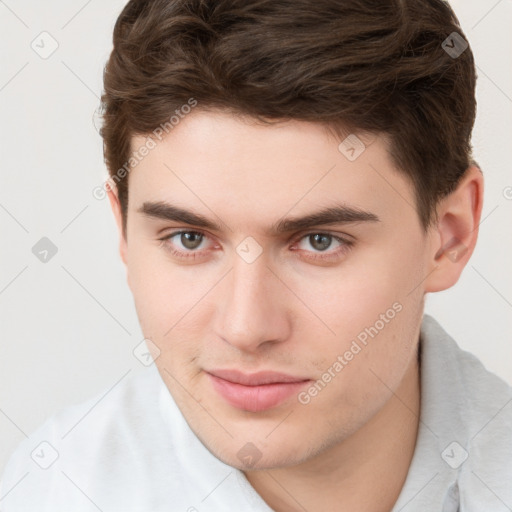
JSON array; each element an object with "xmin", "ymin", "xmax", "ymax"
[{"xmin": 206, "ymin": 369, "xmax": 311, "ymax": 386}]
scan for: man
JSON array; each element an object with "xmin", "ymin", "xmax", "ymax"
[{"xmin": 1, "ymin": 0, "xmax": 511, "ymax": 511}]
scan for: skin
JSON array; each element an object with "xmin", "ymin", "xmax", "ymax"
[{"xmin": 108, "ymin": 109, "xmax": 483, "ymax": 511}]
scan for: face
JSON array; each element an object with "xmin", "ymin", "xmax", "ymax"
[{"xmin": 118, "ymin": 110, "xmax": 433, "ymax": 470}]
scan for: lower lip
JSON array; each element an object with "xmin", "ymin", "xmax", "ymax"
[{"xmin": 207, "ymin": 373, "xmax": 311, "ymax": 412}]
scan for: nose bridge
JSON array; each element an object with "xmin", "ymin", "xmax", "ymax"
[{"xmin": 214, "ymin": 250, "xmax": 288, "ymax": 351}]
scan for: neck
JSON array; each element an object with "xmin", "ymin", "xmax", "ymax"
[{"xmin": 244, "ymin": 350, "xmax": 421, "ymax": 512}]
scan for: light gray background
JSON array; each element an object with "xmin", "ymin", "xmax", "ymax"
[{"xmin": 1, "ymin": 0, "xmax": 511, "ymax": 476}]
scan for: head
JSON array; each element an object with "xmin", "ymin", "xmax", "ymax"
[{"xmin": 100, "ymin": 0, "xmax": 483, "ymax": 470}]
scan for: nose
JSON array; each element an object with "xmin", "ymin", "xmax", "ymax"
[{"xmin": 212, "ymin": 251, "xmax": 291, "ymax": 353}]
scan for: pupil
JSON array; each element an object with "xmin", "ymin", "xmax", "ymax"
[
  {"xmin": 182, "ymin": 232, "xmax": 202, "ymax": 249},
  {"xmin": 311, "ymin": 234, "xmax": 330, "ymax": 251}
]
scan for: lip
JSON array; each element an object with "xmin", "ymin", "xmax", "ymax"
[{"xmin": 206, "ymin": 369, "xmax": 311, "ymax": 412}]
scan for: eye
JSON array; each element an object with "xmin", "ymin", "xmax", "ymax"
[
  {"xmin": 291, "ymin": 232, "xmax": 353, "ymax": 262},
  {"xmin": 171, "ymin": 231, "xmax": 205, "ymax": 250},
  {"xmin": 297, "ymin": 233, "xmax": 339, "ymax": 252},
  {"xmin": 158, "ymin": 230, "xmax": 213, "ymax": 260},
  {"xmin": 158, "ymin": 230, "xmax": 353, "ymax": 263}
]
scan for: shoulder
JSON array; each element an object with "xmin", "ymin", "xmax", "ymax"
[
  {"xmin": 420, "ymin": 314, "xmax": 512, "ymax": 412},
  {"xmin": 0, "ymin": 366, "xmax": 169, "ymax": 510},
  {"xmin": 420, "ymin": 315, "xmax": 512, "ymax": 508}
]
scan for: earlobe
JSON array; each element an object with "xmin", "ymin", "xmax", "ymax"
[
  {"xmin": 424, "ymin": 165, "xmax": 484, "ymax": 293},
  {"xmin": 106, "ymin": 182, "xmax": 128, "ymax": 267}
]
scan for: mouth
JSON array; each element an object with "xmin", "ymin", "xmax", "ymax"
[{"xmin": 205, "ymin": 369, "xmax": 312, "ymax": 412}]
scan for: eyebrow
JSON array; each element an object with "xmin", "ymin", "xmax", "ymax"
[{"xmin": 137, "ymin": 201, "xmax": 380, "ymax": 235}]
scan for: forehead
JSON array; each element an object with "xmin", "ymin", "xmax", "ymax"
[{"xmin": 127, "ymin": 110, "xmax": 418, "ymax": 232}]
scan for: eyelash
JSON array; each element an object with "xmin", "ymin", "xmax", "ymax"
[{"xmin": 157, "ymin": 230, "xmax": 354, "ymax": 263}]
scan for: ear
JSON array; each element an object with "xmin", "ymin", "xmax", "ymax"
[
  {"xmin": 106, "ymin": 182, "xmax": 128, "ymax": 267},
  {"xmin": 424, "ymin": 165, "xmax": 484, "ymax": 292}
]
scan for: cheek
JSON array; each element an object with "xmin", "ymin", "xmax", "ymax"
[
  {"xmin": 290, "ymin": 239, "xmax": 425, "ymax": 341},
  {"xmin": 289, "ymin": 239, "xmax": 425, "ymax": 396},
  {"xmin": 126, "ymin": 244, "xmax": 222, "ymax": 373},
  {"xmin": 127, "ymin": 245, "xmax": 188, "ymax": 334}
]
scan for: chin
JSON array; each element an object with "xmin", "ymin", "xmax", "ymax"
[{"xmin": 199, "ymin": 429, "xmax": 314, "ymax": 471}]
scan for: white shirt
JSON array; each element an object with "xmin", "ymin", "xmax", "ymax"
[{"xmin": 1, "ymin": 315, "xmax": 511, "ymax": 511}]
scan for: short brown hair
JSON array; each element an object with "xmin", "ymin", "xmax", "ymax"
[{"xmin": 100, "ymin": 0, "xmax": 477, "ymax": 236}]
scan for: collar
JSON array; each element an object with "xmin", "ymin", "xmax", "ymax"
[{"xmin": 392, "ymin": 314, "xmax": 512, "ymax": 511}]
